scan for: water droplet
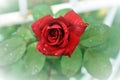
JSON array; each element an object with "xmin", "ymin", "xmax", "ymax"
[
  {"xmin": 80, "ymin": 23, "xmax": 83, "ymax": 26},
  {"xmin": 37, "ymin": 45, "xmax": 41, "ymax": 49},
  {"xmin": 22, "ymin": 34, "xmax": 25, "ymax": 37},
  {"xmin": 55, "ymin": 53, "xmax": 58, "ymax": 56},
  {"xmin": 70, "ymin": 77, "xmax": 76, "ymax": 80},
  {"xmin": 6, "ymin": 44, "xmax": 9, "ymax": 47},
  {"xmin": 31, "ymin": 65, "xmax": 39, "ymax": 75},
  {"xmin": 0, "ymin": 35, "xmax": 4, "ymax": 41},
  {"xmin": 44, "ymin": 44, "xmax": 48, "ymax": 47},
  {"xmin": 43, "ymin": 48, "xmax": 46, "ymax": 51},
  {"xmin": 12, "ymin": 32, "xmax": 16, "ymax": 35},
  {"xmin": 4, "ymin": 48, "xmax": 7, "ymax": 51},
  {"xmin": 10, "ymin": 53, "xmax": 13, "ymax": 56},
  {"xmin": 89, "ymin": 40, "xmax": 92, "ymax": 42},
  {"xmin": 65, "ymin": 30, "xmax": 68, "ymax": 33}
]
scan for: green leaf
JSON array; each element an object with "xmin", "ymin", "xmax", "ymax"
[
  {"xmin": 92, "ymin": 41, "xmax": 119, "ymax": 58},
  {"xmin": 55, "ymin": 8, "xmax": 70, "ymax": 17},
  {"xmin": 73, "ymin": 72, "xmax": 84, "ymax": 80},
  {"xmin": 61, "ymin": 46, "xmax": 82, "ymax": 77},
  {"xmin": 5, "ymin": 61, "xmax": 49, "ymax": 80},
  {"xmin": 0, "ymin": 25, "xmax": 18, "ymax": 41},
  {"xmin": 0, "ymin": 37, "xmax": 26, "ymax": 66},
  {"xmin": 47, "ymin": 58, "xmax": 62, "ymax": 74},
  {"xmin": 50, "ymin": 70, "xmax": 69, "ymax": 80},
  {"xmin": 25, "ymin": 68, "xmax": 49, "ymax": 80},
  {"xmin": 107, "ymin": 8, "xmax": 120, "ymax": 58},
  {"xmin": 16, "ymin": 26, "xmax": 36, "ymax": 42},
  {"xmin": 23, "ymin": 42, "xmax": 46, "ymax": 75},
  {"xmin": 32, "ymin": 4, "xmax": 53, "ymax": 20},
  {"xmin": 4, "ymin": 59, "xmax": 27, "ymax": 78},
  {"xmin": 81, "ymin": 11, "xmax": 104, "ymax": 25},
  {"xmin": 84, "ymin": 49, "xmax": 112, "ymax": 79},
  {"xmin": 80, "ymin": 24, "xmax": 110, "ymax": 47}
]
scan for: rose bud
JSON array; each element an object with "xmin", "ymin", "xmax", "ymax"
[{"xmin": 32, "ymin": 10, "xmax": 88, "ymax": 57}]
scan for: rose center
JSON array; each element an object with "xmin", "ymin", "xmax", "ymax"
[
  {"xmin": 49, "ymin": 29, "xmax": 58, "ymax": 39},
  {"xmin": 46, "ymin": 24, "xmax": 65, "ymax": 45}
]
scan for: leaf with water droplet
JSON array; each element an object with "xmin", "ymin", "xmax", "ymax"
[
  {"xmin": 25, "ymin": 67, "xmax": 49, "ymax": 80},
  {"xmin": 50, "ymin": 69, "xmax": 69, "ymax": 80},
  {"xmin": 23, "ymin": 42, "xmax": 46, "ymax": 75},
  {"xmin": 4, "ymin": 59, "xmax": 26, "ymax": 78},
  {"xmin": 0, "ymin": 36, "xmax": 26, "ymax": 66},
  {"xmin": 84, "ymin": 48, "xmax": 112, "ymax": 79},
  {"xmin": 16, "ymin": 26, "xmax": 36, "ymax": 43},
  {"xmin": 32, "ymin": 4, "xmax": 53, "ymax": 20},
  {"xmin": 0, "ymin": 25, "xmax": 18, "ymax": 41},
  {"xmin": 80, "ymin": 24, "xmax": 110, "ymax": 47},
  {"xmin": 61, "ymin": 46, "xmax": 82, "ymax": 77}
]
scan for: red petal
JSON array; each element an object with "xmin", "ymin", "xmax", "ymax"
[
  {"xmin": 64, "ymin": 10, "xmax": 83, "ymax": 26},
  {"xmin": 64, "ymin": 10, "xmax": 88, "ymax": 37},
  {"xmin": 36, "ymin": 41, "xmax": 65, "ymax": 56},
  {"xmin": 64, "ymin": 31, "xmax": 80, "ymax": 57},
  {"xmin": 32, "ymin": 15, "xmax": 53, "ymax": 39}
]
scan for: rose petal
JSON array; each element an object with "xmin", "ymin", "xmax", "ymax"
[
  {"xmin": 48, "ymin": 24, "xmax": 61, "ymax": 29},
  {"xmin": 47, "ymin": 29, "xmax": 60, "ymax": 45},
  {"xmin": 64, "ymin": 10, "xmax": 88, "ymax": 28},
  {"xmin": 70, "ymin": 25, "xmax": 87, "ymax": 37},
  {"xmin": 45, "ymin": 18, "xmax": 69, "ymax": 47},
  {"xmin": 37, "ymin": 41, "xmax": 65, "ymax": 56},
  {"xmin": 64, "ymin": 10, "xmax": 88, "ymax": 37},
  {"xmin": 32, "ymin": 15, "xmax": 53, "ymax": 39},
  {"xmin": 64, "ymin": 10, "xmax": 83, "ymax": 26},
  {"xmin": 51, "ymin": 17, "xmax": 69, "ymax": 47},
  {"xmin": 41, "ymin": 25, "xmax": 61, "ymax": 45},
  {"xmin": 64, "ymin": 31, "xmax": 80, "ymax": 57}
]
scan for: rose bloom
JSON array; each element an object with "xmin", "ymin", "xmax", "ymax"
[{"xmin": 32, "ymin": 10, "xmax": 88, "ymax": 57}]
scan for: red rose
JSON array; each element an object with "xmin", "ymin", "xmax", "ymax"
[{"xmin": 32, "ymin": 10, "xmax": 88, "ymax": 57}]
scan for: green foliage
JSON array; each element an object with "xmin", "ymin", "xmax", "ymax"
[
  {"xmin": 32, "ymin": 4, "xmax": 53, "ymax": 20},
  {"xmin": 0, "ymin": 25, "xmax": 18, "ymax": 41},
  {"xmin": 25, "ymin": 68, "xmax": 49, "ymax": 80},
  {"xmin": 61, "ymin": 46, "xmax": 82, "ymax": 77},
  {"xmin": 55, "ymin": 8, "xmax": 71, "ymax": 17},
  {"xmin": 4, "ymin": 59, "xmax": 26, "ymax": 78},
  {"xmin": 84, "ymin": 49, "xmax": 112, "ymax": 79},
  {"xmin": 23, "ymin": 42, "xmax": 46, "ymax": 75},
  {"xmin": 50, "ymin": 72, "xmax": 69, "ymax": 80},
  {"xmin": 0, "ymin": 36, "xmax": 26, "ymax": 66},
  {"xmin": 16, "ymin": 25, "xmax": 36, "ymax": 43},
  {"xmin": 108, "ymin": 8, "xmax": 120, "ymax": 58},
  {"xmin": 80, "ymin": 24, "xmax": 110, "ymax": 47},
  {"xmin": 81, "ymin": 10, "xmax": 104, "ymax": 25}
]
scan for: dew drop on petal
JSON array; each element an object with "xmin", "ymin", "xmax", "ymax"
[
  {"xmin": 44, "ymin": 44, "xmax": 48, "ymax": 47},
  {"xmin": 55, "ymin": 53, "xmax": 58, "ymax": 56},
  {"xmin": 37, "ymin": 45, "xmax": 41, "ymax": 49},
  {"xmin": 65, "ymin": 30, "xmax": 68, "ymax": 33},
  {"xmin": 80, "ymin": 23, "xmax": 83, "ymax": 26},
  {"xmin": 43, "ymin": 48, "xmax": 46, "ymax": 51}
]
